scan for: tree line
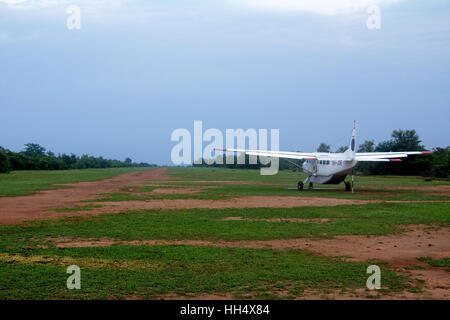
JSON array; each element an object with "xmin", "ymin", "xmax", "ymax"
[
  {"xmin": 355, "ymin": 130, "xmax": 448, "ymax": 178},
  {"xmin": 0, "ymin": 143, "xmax": 156, "ymax": 173},
  {"xmin": 193, "ymin": 129, "xmax": 449, "ymax": 178}
]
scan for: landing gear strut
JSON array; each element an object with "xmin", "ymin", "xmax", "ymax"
[
  {"xmin": 298, "ymin": 176, "xmax": 312, "ymax": 191},
  {"xmin": 345, "ymin": 172, "xmax": 356, "ymax": 192},
  {"xmin": 352, "ymin": 172, "xmax": 355, "ymax": 193}
]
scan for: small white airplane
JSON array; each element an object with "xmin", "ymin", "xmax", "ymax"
[{"xmin": 217, "ymin": 121, "xmax": 432, "ymax": 192}]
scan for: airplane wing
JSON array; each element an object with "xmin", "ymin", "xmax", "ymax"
[
  {"xmin": 355, "ymin": 151, "xmax": 432, "ymax": 162},
  {"xmin": 216, "ymin": 148, "xmax": 317, "ymax": 160}
]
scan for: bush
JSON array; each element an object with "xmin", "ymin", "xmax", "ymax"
[
  {"xmin": 0, "ymin": 149, "xmax": 11, "ymax": 173},
  {"xmin": 0, "ymin": 143, "xmax": 156, "ymax": 171}
]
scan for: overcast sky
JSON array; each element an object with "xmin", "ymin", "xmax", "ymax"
[{"xmin": 1, "ymin": 0, "xmax": 449, "ymax": 164}]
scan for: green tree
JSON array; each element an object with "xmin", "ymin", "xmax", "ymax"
[
  {"xmin": 356, "ymin": 140, "xmax": 376, "ymax": 175},
  {"xmin": 358, "ymin": 140, "xmax": 375, "ymax": 153},
  {"xmin": 388, "ymin": 129, "xmax": 424, "ymax": 152},
  {"xmin": 374, "ymin": 129, "xmax": 428, "ymax": 176},
  {"xmin": 24, "ymin": 143, "xmax": 46, "ymax": 156},
  {"xmin": 0, "ymin": 148, "xmax": 11, "ymax": 173},
  {"xmin": 335, "ymin": 146, "xmax": 347, "ymax": 153},
  {"xmin": 430, "ymin": 147, "xmax": 449, "ymax": 178},
  {"xmin": 317, "ymin": 143, "xmax": 331, "ymax": 153}
]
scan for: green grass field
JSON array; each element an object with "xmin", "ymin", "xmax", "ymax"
[
  {"xmin": 0, "ymin": 247, "xmax": 409, "ymax": 300},
  {"xmin": 418, "ymin": 257, "xmax": 450, "ymax": 271},
  {"xmin": 85, "ymin": 167, "xmax": 450, "ymax": 202},
  {"xmin": 0, "ymin": 167, "xmax": 448, "ymax": 299},
  {"xmin": 0, "ymin": 167, "xmax": 153, "ymax": 197},
  {"xmin": 167, "ymin": 167, "xmax": 450, "ymax": 187},
  {"xmin": 1, "ymin": 203, "xmax": 448, "ymax": 245}
]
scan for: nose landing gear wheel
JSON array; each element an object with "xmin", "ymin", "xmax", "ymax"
[
  {"xmin": 345, "ymin": 181, "xmax": 351, "ymax": 192},
  {"xmin": 297, "ymin": 181, "xmax": 304, "ymax": 191},
  {"xmin": 309, "ymin": 182, "xmax": 313, "ymax": 189}
]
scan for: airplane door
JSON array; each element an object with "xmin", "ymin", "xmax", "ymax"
[{"xmin": 312, "ymin": 160, "xmax": 318, "ymax": 173}]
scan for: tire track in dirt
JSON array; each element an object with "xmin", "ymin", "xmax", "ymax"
[
  {"xmin": 45, "ymin": 225, "xmax": 450, "ymax": 300},
  {"xmin": 88, "ymin": 196, "xmax": 372, "ymax": 214},
  {"xmin": 0, "ymin": 168, "xmax": 167, "ymax": 224},
  {"xmin": 46, "ymin": 225, "xmax": 450, "ymax": 267},
  {"xmin": 1, "ymin": 168, "xmax": 448, "ymax": 225},
  {"xmin": 0, "ymin": 168, "xmax": 374, "ymax": 224}
]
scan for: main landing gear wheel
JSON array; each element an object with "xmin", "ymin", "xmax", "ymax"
[
  {"xmin": 345, "ymin": 181, "xmax": 351, "ymax": 192},
  {"xmin": 297, "ymin": 181, "xmax": 304, "ymax": 191}
]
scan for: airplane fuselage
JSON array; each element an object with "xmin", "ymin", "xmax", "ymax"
[{"xmin": 302, "ymin": 154, "xmax": 358, "ymax": 184}]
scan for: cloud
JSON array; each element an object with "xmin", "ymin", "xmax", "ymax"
[
  {"xmin": 0, "ymin": 0, "xmax": 131, "ymax": 8},
  {"xmin": 0, "ymin": 0, "xmax": 28, "ymax": 3},
  {"xmin": 234, "ymin": 0, "xmax": 403, "ymax": 15},
  {"xmin": 0, "ymin": 0, "xmax": 69, "ymax": 8}
]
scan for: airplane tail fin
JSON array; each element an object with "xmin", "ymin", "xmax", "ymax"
[{"xmin": 344, "ymin": 121, "xmax": 356, "ymax": 159}]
